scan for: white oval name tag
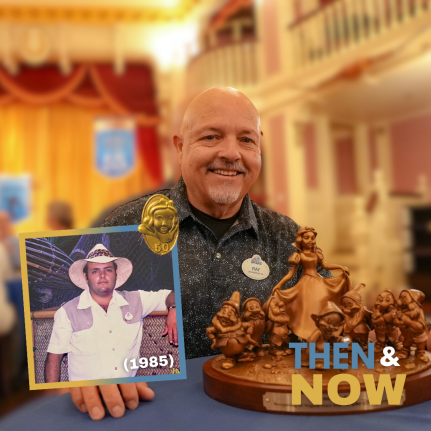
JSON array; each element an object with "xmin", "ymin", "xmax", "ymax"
[{"xmin": 242, "ymin": 255, "xmax": 270, "ymax": 280}]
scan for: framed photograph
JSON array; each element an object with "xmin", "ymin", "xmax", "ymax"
[{"xmin": 19, "ymin": 225, "xmax": 186, "ymax": 390}]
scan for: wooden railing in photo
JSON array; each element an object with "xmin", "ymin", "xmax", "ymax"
[
  {"xmin": 289, "ymin": 0, "xmax": 431, "ymax": 71},
  {"xmin": 31, "ymin": 308, "xmax": 180, "ymax": 384},
  {"xmin": 187, "ymin": 40, "xmax": 258, "ymax": 94}
]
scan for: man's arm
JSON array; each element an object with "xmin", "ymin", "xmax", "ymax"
[
  {"xmin": 45, "ymin": 308, "xmax": 72, "ymax": 383},
  {"xmin": 165, "ymin": 291, "xmax": 175, "ymax": 309},
  {"xmin": 162, "ymin": 291, "xmax": 178, "ymax": 346},
  {"xmin": 45, "ymin": 353, "xmax": 64, "ymax": 383}
]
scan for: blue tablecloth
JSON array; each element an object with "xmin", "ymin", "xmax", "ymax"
[{"xmin": 1, "ymin": 356, "xmax": 431, "ymax": 431}]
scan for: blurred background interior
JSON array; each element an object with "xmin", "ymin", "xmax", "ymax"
[{"xmin": 0, "ymin": 0, "xmax": 431, "ymax": 418}]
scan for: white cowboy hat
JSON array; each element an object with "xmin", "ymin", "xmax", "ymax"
[{"xmin": 69, "ymin": 243, "xmax": 133, "ymax": 290}]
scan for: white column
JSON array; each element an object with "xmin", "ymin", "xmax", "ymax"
[
  {"xmin": 354, "ymin": 122, "xmax": 371, "ymax": 195},
  {"xmin": 285, "ymin": 109, "xmax": 307, "ymax": 224},
  {"xmin": 314, "ymin": 114, "xmax": 337, "ymax": 252},
  {"xmin": 375, "ymin": 122, "xmax": 393, "ymax": 190}
]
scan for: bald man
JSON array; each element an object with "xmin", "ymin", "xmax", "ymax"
[{"xmin": 70, "ymin": 87, "xmax": 330, "ymax": 419}]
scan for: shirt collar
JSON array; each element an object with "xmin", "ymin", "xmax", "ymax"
[
  {"xmin": 168, "ymin": 177, "xmax": 191, "ymax": 224},
  {"xmin": 77, "ymin": 289, "xmax": 129, "ymax": 309},
  {"xmin": 169, "ymin": 177, "xmax": 259, "ymax": 238},
  {"xmin": 236, "ymin": 193, "xmax": 259, "ymax": 238}
]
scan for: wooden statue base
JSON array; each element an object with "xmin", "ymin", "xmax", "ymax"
[{"xmin": 203, "ymin": 352, "xmax": 431, "ymax": 414}]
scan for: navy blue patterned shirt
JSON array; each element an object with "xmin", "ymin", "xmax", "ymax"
[{"xmin": 102, "ymin": 178, "xmax": 331, "ymax": 359}]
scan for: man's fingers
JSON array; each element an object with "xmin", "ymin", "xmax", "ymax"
[
  {"xmin": 69, "ymin": 387, "xmax": 87, "ymax": 413},
  {"xmin": 81, "ymin": 386, "xmax": 106, "ymax": 420},
  {"xmin": 119, "ymin": 383, "xmax": 139, "ymax": 410},
  {"xmin": 99, "ymin": 385, "xmax": 125, "ymax": 418},
  {"xmin": 169, "ymin": 326, "xmax": 178, "ymax": 346},
  {"xmin": 136, "ymin": 382, "xmax": 155, "ymax": 401}
]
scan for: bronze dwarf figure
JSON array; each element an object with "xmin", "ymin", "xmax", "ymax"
[
  {"xmin": 206, "ymin": 291, "xmax": 250, "ymax": 369},
  {"xmin": 266, "ymin": 290, "xmax": 291, "ymax": 356},
  {"xmin": 371, "ymin": 289, "xmax": 402, "ymax": 353},
  {"xmin": 340, "ymin": 284, "xmax": 372, "ymax": 349},
  {"xmin": 393, "ymin": 289, "xmax": 429, "ymax": 362},
  {"xmin": 241, "ymin": 298, "xmax": 266, "ymax": 358},
  {"xmin": 305, "ymin": 301, "xmax": 347, "ymax": 369}
]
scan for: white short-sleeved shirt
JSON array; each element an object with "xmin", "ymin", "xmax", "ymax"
[{"xmin": 47, "ymin": 289, "xmax": 171, "ymax": 381}]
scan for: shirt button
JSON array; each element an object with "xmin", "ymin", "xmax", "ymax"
[
  {"xmin": 112, "ymin": 348, "xmax": 115, "ymax": 351},
  {"xmin": 109, "ymin": 330, "xmax": 112, "ymax": 333},
  {"xmin": 115, "ymin": 367, "xmax": 117, "ymax": 370},
  {"xmin": 216, "ymin": 253, "xmax": 221, "ymax": 259}
]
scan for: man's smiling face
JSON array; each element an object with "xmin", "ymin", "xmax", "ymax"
[{"xmin": 174, "ymin": 88, "xmax": 262, "ymax": 214}]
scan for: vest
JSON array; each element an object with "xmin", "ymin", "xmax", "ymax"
[{"xmin": 62, "ymin": 290, "xmax": 143, "ymax": 332}]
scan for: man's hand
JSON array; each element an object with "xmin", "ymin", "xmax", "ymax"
[
  {"xmin": 162, "ymin": 308, "xmax": 178, "ymax": 346},
  {"xmin": 69, "ymin": 383, "xmax": 154, "ymax": 420}
]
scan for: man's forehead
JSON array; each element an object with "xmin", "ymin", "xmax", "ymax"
[
  {"xmin": 187, "ymin": 109, "xmax": 260, "ymax": 135},
  {"xmin": 87, "ymin": 261, "xmax": 115, "ymax": 269},
  {"xmin": 181, "ymin": 88, "xmax": 260, "ymax": 135}
]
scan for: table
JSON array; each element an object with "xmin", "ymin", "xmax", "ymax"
[{"xmin": 1, "ymin": 356, "xmax": 431, "ymax": 431}]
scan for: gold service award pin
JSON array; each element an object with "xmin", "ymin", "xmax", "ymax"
[{"xmin": 138, "ymin": 194, "xmax": 179, "ymax": 255}]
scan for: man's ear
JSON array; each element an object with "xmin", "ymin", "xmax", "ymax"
[
  {"xmin": 259, "ymin": 130, "xmax": 264, "ymax": 153},
  {"xmin": 173, "ymin": 135, "xmax": 183, "ymax": 166}
]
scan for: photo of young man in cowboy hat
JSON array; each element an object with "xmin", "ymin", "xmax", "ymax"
[{"xmin": 44, "ymin": 243, "xmax": 177, "ymax": 383}]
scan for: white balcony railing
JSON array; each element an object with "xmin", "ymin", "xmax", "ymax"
[
  {"xmin": 187, "ymin": 41, "xmax": 257, "ymax": 94},
  {"xmin": 289, "ymin": 0, "xmax": 431, "ymax": 71}
]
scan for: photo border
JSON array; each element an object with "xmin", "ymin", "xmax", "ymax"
[{"xmin": 19, "ymin": 225, "xmax": 187, "ymax": 390}]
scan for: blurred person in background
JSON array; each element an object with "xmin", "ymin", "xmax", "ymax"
[
  {"xmin": 0, "ymin": 211, "xmax": 23, "ymax": 400},
  {"xmin": 0, "ymin": 211, "xmax": 20, "ymax": 275},
  {"xmin": 0, "ymin": 242, "xmax": 16, "ymax": 338},
  {"xmin": 46, "ymin": 201, "xmax": 74, "ymax": 231},
  {"xmin": 0, "ymin": 240, "xmax": 18, "ymax": 398}
]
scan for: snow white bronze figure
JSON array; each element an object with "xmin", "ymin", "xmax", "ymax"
[{"xmin": 272, "ymin": 226, "xmax": 352, "ymax": 340}]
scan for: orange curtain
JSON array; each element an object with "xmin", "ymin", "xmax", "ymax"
[
  {"xmin": 0, "ymin": 63, "xmax": 163, "ymax": 184},
  {"xmin": 0, "ymin": 62, "xmax": 164, "ymax": 232},
  {"xmin": 0, "ymin": 102, "xmax": 158, "ymax": 233}
]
